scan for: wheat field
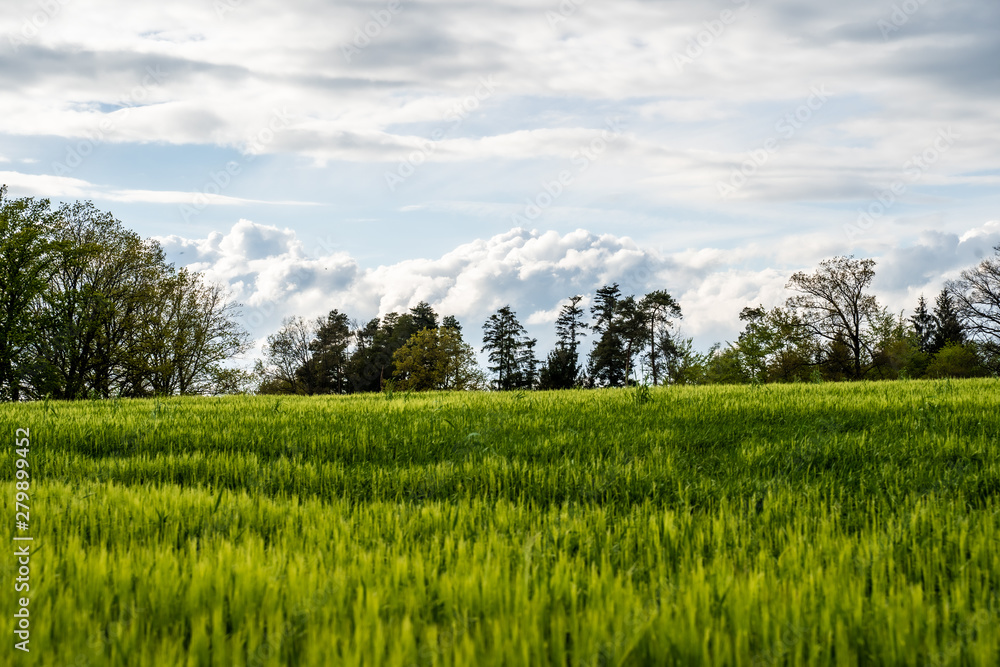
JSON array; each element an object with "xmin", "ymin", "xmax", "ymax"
[{"xmin": 2, "ymin": 379, "xmax": 999, "ymax": 665}]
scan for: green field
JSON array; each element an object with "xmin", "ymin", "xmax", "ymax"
[{"xmin": 3, "ymin": 380, "xmax": 1000, "ymax": 666}]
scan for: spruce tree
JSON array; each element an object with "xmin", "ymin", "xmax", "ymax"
[
  {"xmin": 911, "ymin": 294, "xmax": 936, "ymax": 354},
  {"xmin": 932, "ymin": 290, "xmax": 964, "ymax": 353},
  {"xmin": 409, "ymin": 301, "xmax": 439, "ymax": 332},
  {"xmin": 639, "ymin": 290, "xmax": 682, "ymax": 385}
]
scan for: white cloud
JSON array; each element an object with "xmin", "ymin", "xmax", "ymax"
[
  {"xmin": 2, "ymin": 0, "xmax": 997, "ymax": 211},
  {"xmin": 0, "ymin": 171, "xmax": 318, "ymax": 207}
]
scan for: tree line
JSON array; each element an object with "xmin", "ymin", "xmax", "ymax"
[
  {"xmin": 3, "ymin": 189, "xmax": 999, "ymax": 401},
  {"xmin": 256, "ymin": 252, "xmax": 1000, "ymax": 393},
  {"xmin": 700, "ymin": 255, "xmax": 1000, "ymax": 384},
  {"xmin": 253, "ymin": 286, "xmax": 688, "ymax": 393}
]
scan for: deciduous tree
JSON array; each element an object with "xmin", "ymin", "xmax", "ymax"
[
  {"xmin": 0, "ymin": 187, "xmax": 58, "ymax": 400},
  {"xmin": 949, "ymin": 245, "xmax": 1000, "ymax": 351},
  {"xmin": 786, "ymin": 256, "xmax": 881, "ymax": 380},
  {"xmin": 258, "ymin": 316, "xmax": 316, "ymax": 394},
  {"xmin": 393, "ymin": 326, "xmax": 485, "ymax": 391}
]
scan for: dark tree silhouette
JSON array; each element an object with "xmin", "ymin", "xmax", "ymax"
[
  {"xmin": 911, "ymin": 294, "xmax": 936, "ymax": 354},
  {"xmin": 931, "ymin": 290, "xmax": 964, "ymax": 353}
]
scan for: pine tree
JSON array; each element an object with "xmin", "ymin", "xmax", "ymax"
[
  {"xmin": 345, "ymin": 312, "xmax": 419, "ymax": 392},
  {"xmin": 539, "ymin": 296, "xmax": 588, "ymax": 389},
  {"xmin": 588, "ymin": 285, "xmax": 647, "ymax": 386},
  {"xmin": 932, "ymin": 290, "xmax": 964, "ymax": 353},
  {"xmin": 537, "ymin": 347, "xmax": 578, "ymax": 390},
  {"xmin": 639, "ymin": 290, "xmax": 682, "ymax": 385},
  {"xmin": 588, "ymin": 284, "xmax": 626, "ymax": 386},
  {"xmin": 409, "ymin": 301, "xmax": 439, "ymax": 332},
  {"xmin": 346, "ymin": 317, "xmax": 382, "ymax": 393},
  {"xmin": 822, "ymin": 329, "xmax": 854, "ymax": 381},
  {"xmin": 516, "ymin": 336, "xmax": 538, "ymax": 389},
  {"xmin": 481, "ymin": 306, "xmax": 535, "ymax": 390},
  {"xmin": 616, "ymin": 295, "xmax": 646, "ymax": 384},
  {"xmin": 590, "ymin": 284, "xmax": 621, "ymax": 336},
  {"xmin": 555, "ymin": 296, "xmax": 588, "ymax": 359},
  {"xmin": 306, "ymin": 309, "xmax": 351, "ymax": 394},
  {"xmin": 911, "ymin": 294, "xmax": 936, "ymax": 354}
]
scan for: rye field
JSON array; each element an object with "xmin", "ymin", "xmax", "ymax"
[{"xmin": 3, "ymin": 379, "xmax": 1000, "ymax": 666}]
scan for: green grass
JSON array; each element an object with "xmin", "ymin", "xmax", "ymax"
[{"xmin": 2, "ymin": 379, "xmax": 999, "ymax": 665}]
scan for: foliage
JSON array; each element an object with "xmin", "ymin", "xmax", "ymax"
[
  {"xmin": 588, "ymin": 284, "xmax": 630, "ymax": 386},
  {"xmin": 734, "ymin": 305, "xmax": 815, "ymax": 383},
  {"xmin": 392, "ymin": 326, "xmax": 486, "ymax": 391},
  {"xmin": 258, "ymin": 316, "xmax": 317, "ymax": 395},
  {"xmin": 0, "ymin": 186, "xmax": 60, "ymax": 400},
  {"xmin": 638, "ymin": 289, "xmax": 682, "ymax": 385},
  {"xmin": 537, "ymin": 346, "xmax": 579, "ymax": 390},
  {"xmin": 303, "ymin": 309, "xmax": 352, "ymax": 394},
  {"xmin": 9, "ymin": 188, "xmax": 1000, "ymax": 401},
  {"xmin": 925, "ymin": 343, "xmax": 987, "ymax": 379},
  {"xmin": 538, "ymin": 296, "xmax": 588, "ymax": 389},
  {"xmin": 661, "ymin": 336, "xmax": 714, "ymax": 384},
  {"xmin": 587, "ymin": 285, "xmax": 679, "ymax": 387}
]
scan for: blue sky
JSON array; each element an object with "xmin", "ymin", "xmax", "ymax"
[{"xmin": 2, "ymin": 0, "xmax": 999, "ymax": 361}]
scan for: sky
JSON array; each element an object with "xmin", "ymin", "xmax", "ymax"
[{"xmin": 2, "ymin": 0, "xmax": 999, "ymax": 364}]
